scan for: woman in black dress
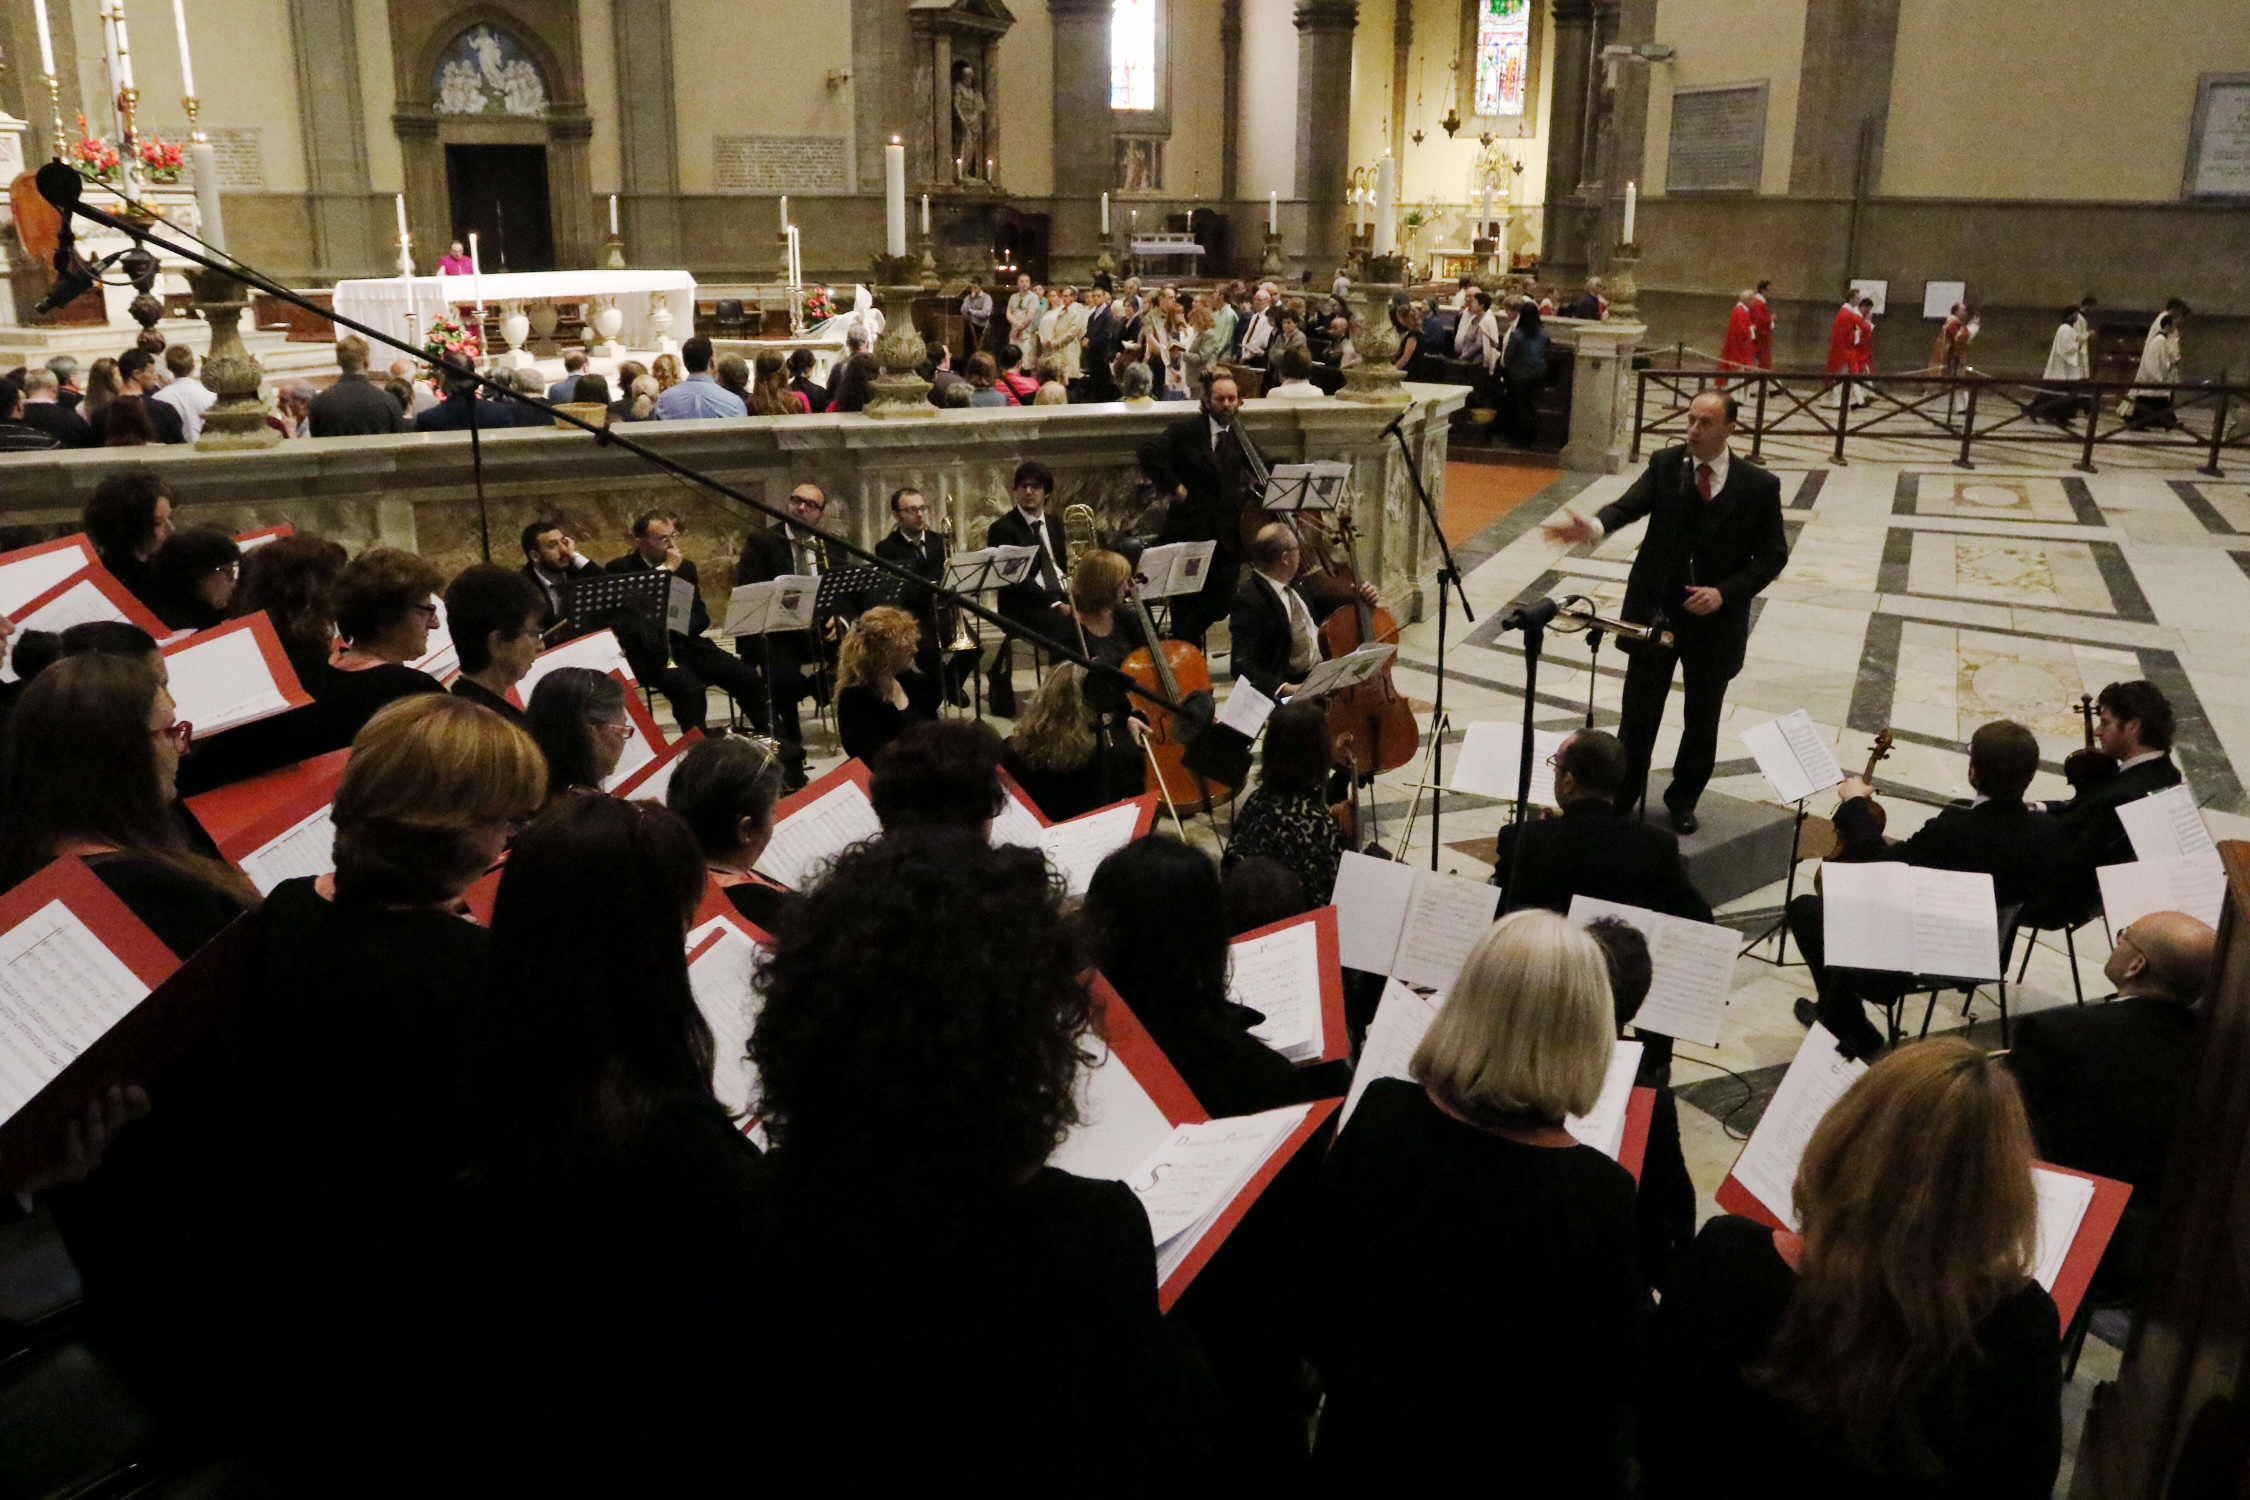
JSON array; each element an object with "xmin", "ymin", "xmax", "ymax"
[
  {"xmin": 1316, "ymin": 908, "xmax": 1643, "ymax": 1494},
  {"xmin": 1060, "ymin": 549, "xmax": 1151, "ymax": 804},
  {"xmin": 80, "ymin": 468, "xmax": 174, "ymax": 613},
  {"xmin": 525, "ymin": 666, "xmax": 634, "ymax": 798},
  {"xmin": 667, "ymin": 733, "xmax": 796, "ymax": 933},
  {"xmin": 833, "ymin": 605, "xmax": 932, "ymax": 764},
  {"xmin": 1224, "ymin": 700, "xmax": 1351, "ymax": 905},
  {"xmin": 1643, "ymin": 1037, "xmax": 2062, "ymax": 1499},
  {"xmin": 1002, "ymin": 665, "xmax": 1112, "ymax": 822},
  {"xmin": 145, "ymin": 526, "xmax": 241, "ymax": 634}
]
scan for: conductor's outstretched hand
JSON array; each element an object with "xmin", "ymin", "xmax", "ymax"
[{"xmin": 1542, "ymin": 512, "xmax": 1596, "ymax": 546}]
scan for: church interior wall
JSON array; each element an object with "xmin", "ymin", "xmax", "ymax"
[
  {"xmin": 1236, "ymin": 0, "xmax": 1300, "ymax": 224},
  {"xmin": 995, "ymin": 0, "xmax": 1053, "ymax": 199},
  {"xmin": 575, "ymin": 0, "xmax": 620, "ymax": 195},
  {"xmin": 1640, "ymin": 0, "xmax": 1805, "ymax": 199},
  {"xmin": 355, "ymin": 0, "xmax": 405, "ymax": 194},
  {"xmin": 1167, "ymin": 0, "xmax": 1227, "ymax": 203},
  {"xmin": 669, "ymin": 0, "xmax": 854, "ymax": 197}
]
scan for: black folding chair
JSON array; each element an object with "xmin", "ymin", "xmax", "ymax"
[
  {"xmin": 1893, "ymin": 903, "xmax": 2026, "ymax": 1048},
  {"xmin": 2013, "ymin": 888, "xmax": 2110, "ymax": 1006}
]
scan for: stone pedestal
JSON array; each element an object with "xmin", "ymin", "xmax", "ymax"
[
  {"xmin": 1552, "ymin": 317, "xmax": 1645, "ymax": 474},
  {"xmin": 1606, "ymin": 244, "xmax": 1641, "ymax": 322},
  {"xmin": 865, "ymin": 314, "xmax": 935, "ymax": 417},
  {"xmin": 1340, "ymin": 289, "xmax": 1410, "ymax": 407},
  {"xmin": 190, "ymin": 270, "xmax": 279, "ymax": 452},
  {"xmin": 604, "ymin": 234, "xmax": 627, "ymax": 271},
  {"xmin": 1260, "ymin": 231, "xmax": 1285, "ymax": 278}
]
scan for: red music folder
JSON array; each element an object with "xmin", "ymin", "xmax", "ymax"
[
  {"xmin": 611, "ymin": 725, "xmax": 700, "ymax": 802},
  {"xmin": 160, "ymin": 612, "xmax": 315, "ymax": 738},
  {"xmin": 0, "ymin": 857, "xmax": 250, "ymax": 1189},
  {"xmin": 1620, "ymin": 1087, "xmax": 1657, "ymax": 1184},
  {"xmin": 234, "ymin": 524, "xmax": 294, "ymax": 551},
  {"xmin": 8, "ymin": 562, "xmax": 169, "ymax": 652},
  {"xmin": 0, "ymin": 533, "xmax": 98, "ymax": 615},
  {"xmin": 594, "ymin": 669, "xmax": 671, "ymax": 790},
  {"xmin": 1230, "ymin": 906, "xmax": 1349, "ymax": 1066},
  {"xmin": 185, "ymin": 749, "xmax": 350, "ymax": 896}
]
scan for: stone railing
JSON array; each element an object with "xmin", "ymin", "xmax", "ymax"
[{"xmin": 0, "ymin": 386, "xmax": 1468, "ymax": 622}]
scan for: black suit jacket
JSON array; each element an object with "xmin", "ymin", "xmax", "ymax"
[
  {"xmin": 308, "ymin": 372, "xmax": 408, "ymax": 438},
  {"xmin": 788, "ymin": 375, "xmax": 829, "ymax": 413},
  {"xmin": 1860, "ymin": 795, "xmax": 2068, "ymax": 911},
  {"xmin": 1228, "ymin": 571, "xmax": 1314, "ymax": 700},
  {"xmin": 2052, "ymin": 755, "xmax": 2185, "ymax": 889},
  {"xmin": 89, "ymin": 395, "xmax": 184, "ymax": 445},
  {"xmin": 605, "ymin": 552, "xmax": 711, "ymax": 640},
  {"xmin": 873, "ymin": 528, "xmax": 945, "ymax": 625},
  {"xmin": 984, "ymin": 509, "xmax": 1068, "ymax": 623},
  {"xmin": 1137, "ymin": 413, "xmax": 1267, "ymax": 557},
  {"xmin": 1491, "ymin": 799, "xmax": 1714, "ymax": 923},
  {"xmin": 1595, "ymin": 447, "xmax": 1788, "ymax": 676}
]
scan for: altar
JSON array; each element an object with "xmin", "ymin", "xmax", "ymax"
[{"xmin": 331, "ymin": 269, "xmax": 699, "ymax": 351}]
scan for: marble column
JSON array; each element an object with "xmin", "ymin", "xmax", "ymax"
[
  {"xmin": 289, "ymin": 0, "xmax": 378, "ymax": 278},
  {"xmin": 1293, "ymin": 0, "xmax": 1358, "ymax": 271},
  {"xmin": 1789, "ymin": 0, "xmax": 1901, "ymax": 196},
  {"xmin": 612, "ymin": 0, "xmax": 684, "ymax": 267},
  {"xmin": 1220, "ymin": 0, "xmax": 1242, "ymax": 202},
  {"xmin": 1388, "ymin": 0, "xmax": 1411, "ymax": 158},
  {"xmin": 547, "ymin": 109, "xmax": 597, "ymax": 270},
  {"xmin": 1050, "ymin": 0, "xmax": 1114, "ymax": 208},
  {"xmin": 1540, "ymin": 0, "xmax": 1595, "ymax": 276}
]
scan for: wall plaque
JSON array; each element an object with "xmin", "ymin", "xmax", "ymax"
[
  {"xmin": 1666, "ymin": 83, "xmax": 1767, "ymax": 194},
  {"xmin": 714, "ymin": 135, "xmax": 851, "ymax": 195},
  {"xmin": 149, "ymin": 125, "xmax": 266, "ymax": 189},
  {"xmin": 2184, "ymin": 73, "xmax": 2250, "ymax": 200}
]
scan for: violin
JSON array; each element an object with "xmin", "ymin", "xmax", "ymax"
[
  {"xmin": 1122, "ymin": 587, "xmax": 1234, "ymax": 811},
  {"xmin": 2063, "ymin": 693, "xmax": 2119, "ymax": 790},
  {"xmin": 1832, "ymin": 729, "xmax": 1895, "ymax": 857},
  {"xmin": 1310, "ymin": 509, "xmax": 1420, "ymax": 780}
]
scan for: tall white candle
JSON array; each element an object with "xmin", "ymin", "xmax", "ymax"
[
  {"xmin": 31, "ymin": 0, "xmax": 54, "ymax": 78},
  {"xmin": 779, "ymin": 194, "xmax": 788, "ymax": 233},
  {"xmin": 170, "ymin": 0, "xmax": 193, "ymax": 99},
  {"xmin": 883, "ymin": 139, "xmax": 906, "ymax": 257},
  {"xmin": 468, "ymin": 231, "xmax": 482, "ymax": 314},
  {"xmin": 1269, "ymin": 191, "xmax": 1278, "ymax": 235},
  {"xmin": 110, "ymin": 0, "xmax": 134, "ymax": 91},
  {"xmin": 920, "ymin": 193, "xmax": 929, "ymax": 235},
  {"xmin": 608, "ymin": 194, "xmax": 619, "ymax": 236},
  {"xmin": 395, "ymin": 192, "xmax": 408, "ymax": 241},
  {"xmin": 1100, "ymin": 191, "xmax": 1109, "ymax": 235},
  {"xmin": 189, "ymin": 138, "xmax": 225, "ymax": 248},
  {"xmin": 1373, "ymin": 153, "xmax": 1397, "ymax": 257},
  {"xmin": 1623, "ymin": 180, "xmax": 1637, "ymax": 243}
]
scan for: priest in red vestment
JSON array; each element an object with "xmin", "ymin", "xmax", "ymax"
[
  {"xmin": 1827, "ymin": 298, "xmax": 1864, "ymax": 375},
  {"xmin": 1718, "ymin": 290, "xmax": 1757, "ymax": 385},
  {"xmin": 1749, "ymin": 281, "xmax": 1775, "ymax": 369}
]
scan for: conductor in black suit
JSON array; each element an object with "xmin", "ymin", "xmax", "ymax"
[
  {"xmin": 1137, "ymin": 373, "xmax": 1268, "ymax": 649},
  {"xmin": 603, "ymin": 510, "xmax": 769, "ymax": 737},
  {"xmin": 982, "ymin": 461, "xmax": 1071, "ymax": 718},
  {"xmin": 1544, "ymin": 391, "xmax": 1788, "ymax": 833},
  {"xmin": 2043, "ymin": 679, "xmax": 2184, "ymax": 892},
  {"xmin": 735, "ymin": 484, "xmax": 837, "ymax": 784},
  {"xmin": 874, "ymin": 486, "xmax": 971, "ymax": 706},
  {"xmin": 1491, "ymin": 730, "xmax": 1713, "ymax": 923}
]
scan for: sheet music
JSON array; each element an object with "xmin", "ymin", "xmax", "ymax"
[
  {"xmin": 2097, "ymin": 851, "xmax": 2228, "ymax": 930},
  {"xmin": 1050, "ymin": 1038, "xmax": 1179, "ymax": 1183},
  {"xmin": 0, "ymin": 899, "xmax": 155, "ymax": 1124},
  {"xmin": 0, "ymin": 542, "xmax": 94, "ymax": 616},
  {"xmin": 516, "ymin": 629, "xmax": 633, "ymax": 704},
  {"xmin": 1910, "ymin": 867, "xmax": 2002, "ymax": 979},
  {"xmin": 620, "ymin": 748, "xmax": 687, "ymax": 805},
  {"xmin": 2031, "ymin": 1168, "xmax": 2097, "ymax": 1293},
  {"xmin": 1232, "ymin": 920, "xmax": 1326, "ymax": 1064},
  {"xmin": 1131, "ymin": 1104, "xmax": 1313, "ymax": 1279},
  {"xmin": 1293, "ymin": 645, "xmax": 1396, "ymax": 702},
  {"xmin": 1040, "ymin": 801, "xmax": 1145, "ymax": 898},
  {"xmin": 235, "ymin": 528, "xmax": 289, "ymax": 552},
  {"xmin": 989, "ymin": 790, "xmax": 1048, "ymax": 850},
  {"xmin": 1822, "ymin": 863, "xmax": 2000, "ymax": 980},
  {"xmin": 1337, "ymin": 980, "xmax": 1442, "ymax": 1134},
  {"xmin": 1217, "ymin": 679, "xmax": 1276, "ymax": 740},
  {"xmin": 1568, "ymin": 896, "xmax": 1738, "ymax": 1047},
  {"xmin": 1169, "ymin": 541, "xmax": 1216, "ymax": 595},
  {"xmin": 665, "ymin": 575, "xmax": 697, "ymax": 637},
  {"xmin": 686, "ymin": 919, "xmax": 766, "ymax": 1116},
  {"xmin": 1263, "ymin": 461, "xmax": 1350, "ymax": 511},
  {"xmin": 990, "ymin": 544, "xmax": 1041, "ymax": 587},
  {"xmin": 1729, "ymin": 1024, "xmax": 1869, "ymax": 1231},
  {"xmin": 1450, "ymin": 720, "xmax": 1566, "ymax": 806},
  {"xmin": 1132, "ymin": 544, "xmax": 1180, "ymax": 599},
  {"xmin": 6, "ymin": 575, "xmax": 129, "ymax": 680},
  {"xmin": 755, "ymin": 782, "xmax": 883, "ymax": 891},
  {"xmin": 1563, "ymin": 1041, "xmax": 1645, "ymax": 1159},
  {"xmin": 164, "ymin": 628, "xmax": 294, "ymax": 736},
  {"xmin": 942, "ymin": 549, "xmax": 1001, "ymax": 594},
  {"xmin": 1394, "ymin": 871, "xmax": 1501, "ymax": 991},
  {"xmin": 1739, "ymin": 710, "xmax": 1845, "ymax": 804},
  {"xmin": 1333, "ymin": 852, "xmax": 1417, "ymax": 974},
  {"xmin": 236, "ymin": 805, "xmax": 338, "ymax": 896},
  {"xmin": 723, "ymin": 576, "xmax": 819, "ymax": 637},
  {"xmin": 2117, "ymin": 785, "xmax": 2215, "ymax": 862}
]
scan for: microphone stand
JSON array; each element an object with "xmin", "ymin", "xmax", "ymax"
[
  {"xmin": 37, "ymin": 170, "xmax": 1190, "ymax": 723},
  {"xmin": 1380, "ymin": 409, "xmax": 1474, "ymax": 871},
  {"xmin": 1496, "ymin": 596, "xmax": 1560, "ymax": 906}
]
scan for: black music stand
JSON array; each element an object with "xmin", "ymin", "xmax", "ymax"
[{"xmin": 565, "ymin": 570, "xmax": 670, "ymax": 635}]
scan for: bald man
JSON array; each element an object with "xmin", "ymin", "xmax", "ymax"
[{"xmin": 2008, "ymin": 909, "xmax": 2216, "ymax": 1299}]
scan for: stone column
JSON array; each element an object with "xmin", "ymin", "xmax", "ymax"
[
  {"xmin": 1050, "ymin": 0, "xmax": 1114, "ymax": 205},
  {"xmin": 547, "ymin": 109, "xmax": 598, "ymax": 269},
  {"xmin": 1220, "ymin": 0, "xmax": 1243, "ymax": 202},
  {"xmin": 1388, "ymin": 0, "xmax": 1412, "ymax": 158},
  {"xmin": 1789, "ymin": 0, "xmax": 1901, "ymax": 196},
  {"xmin": 612, "ymin": 0, "xmax": 684, "ymax": 267},
  {"xmin": 1540, "ymin": 0, "xmax": 1597, "ymax": 277},
  {"xmin": 1293, "ymin": 0, "xmax": 1358, "ymax": 272},
  {"xmin": 288, "ymin": 0, "xmax": 377, "ymax": 278}
]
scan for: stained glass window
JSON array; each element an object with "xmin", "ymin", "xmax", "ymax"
[
  {"xmin": 1112, "ymin": 0, "xmax": 1157, "ymax": 111},
  {"xmin": 1474, "ymin": 0, "xmax": 1531, "ymax": 117}
]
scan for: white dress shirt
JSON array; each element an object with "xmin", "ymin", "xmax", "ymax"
[
  {"xmin": 1579, "ymin": 445, "xmax": 1732, "ymax": 544},
  {"xmin": 1263, "ymin": 571, "xmax": 1317, "ymax": 673}
]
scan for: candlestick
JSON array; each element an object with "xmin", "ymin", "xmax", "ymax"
[
  {"xmin": 171, "ymin": 0, "xmax": 194, "ymax": 100},
  {"xmin": 110, "ymin": 0, "xmax": 136, "ymax": 91},
  {"xmin": 1623, "ymin": 179, "xmax": 1637, "ymax": 243},
  {"xmin": 883, "ymin": 138, "xmax": 906, "ymax": 258},
  {"xmin": 1100, "ymin": 191, "xmax": 1109, "ymax": 235},
  {"xmin": 608, "ymin": 193, "xmax": 619, "ymax": 236}
]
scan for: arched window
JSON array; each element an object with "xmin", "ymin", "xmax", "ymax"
[
  {"xmin": 1112, "ymin": 0, "xmax": 1158, "ymax": 111},
  {"xmin": 1473, "ymin": 0, "xmax": 1531, "ymax": 118}
]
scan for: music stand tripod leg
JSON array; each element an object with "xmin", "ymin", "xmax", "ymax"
[{"xmin": 1744, "ymin": 798, "xmax": 1808, "ymax": 966}]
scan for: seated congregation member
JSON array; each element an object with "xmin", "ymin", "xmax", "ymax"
[
  {"xmin": 525, "ymin": 666, "xmax": 634, "ymax": 799},
  {"xmin": 0, "ymin": 653, "xmax": 253, "ymax": 958},
  {"xmin": 145, "ymin": 525, "xmax": 240, "ymax": 632},
  {"xmin": 743, "ymin": 831, "xmax": 1210, "ymax": 1487},
  {"xmin": 2046, "ymin": 679, "xmax": 2182, "ymax": 887},
  {"xmin": 833, "ymin": 605, "xmax": 933, "ymax": 764},
  {"xmin": 1644, "ymin": 1039, "xmax": 2062, "ymax": 1498},
  {"xmin": 653, "ymin": 335, "xmax": 749, "ymax": 420},
  {"xmin": 81, "ymin": 468, "xmax": 175, "ymax": 611},
  {"xmin": 519, "ymin": 517, "xmax": 599, "ymax": 635},
  {"xmin": 2008, "ymin": 908, "xmax": 2215, "ymax": 1302},
  {"xmin": 668, "ymin": 733, "xmax": 795, "ymax": 933},
  {"xmin": 1491, "ymin": 728, "xmax": 1713, "ymax": 922},
  {"xmin": 1316, "ymin": 910, "xmax": 1642, "ymax": 1493},
  {"xmin": 1786, "ymin": 719, "xmax": 2064, "ymax": 1059},
  {"xmin": 453, "ymin": 794, "xmax": 764, "ymax": 1492},
  {"xmin": 307, "ymin": 335, "xmax": 407, "ymax": 437},
  {"xmin": 1002, "ymin": 666, "xmax": 1117, "ymax": 823},
  {"xmin": 316, "ymin": 546, "xmax": 450, "ymax": 742},
  {"xmin": 1585, "ymin": 916, "xmax": 1696, "ymax": 1294},
  {"xmin": 869, "ymin": 717, "xmax": 1007, "ymax": 835},
  {"xmin": 604, "ymin": 510, "xmax": 768, "ymax": 736},
  {"xmin": 1225, "ymin": 700, "xmax": 1352, "ymax": 906},
  {"xmin": 443, "ymin": 564, "xmax": 547, "ymax": 724}
]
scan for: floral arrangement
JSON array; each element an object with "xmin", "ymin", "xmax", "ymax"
[
  {"xmin": 800, "ymin": 285, "xmax": 837, "ymax": 323},
  {"xmin": 70, "ymin": 116, "xmax": 121, "ymax": 182},
  {"xmin": 421, "ymin": 315, "xmax": 483, "ymax": 384},
  {"xmin": 137, "ymin": 133, "xmax": 186, "ymax": 183}
]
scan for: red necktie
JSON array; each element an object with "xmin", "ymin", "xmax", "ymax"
[{"xmin": 1697, "ymin": 462, "xmax": 1715, "ymax": 502}]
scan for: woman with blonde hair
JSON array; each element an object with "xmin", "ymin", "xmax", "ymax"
[
  {"xmin": 1061, "ymin": 549, "xmax": 1149, "ymax": 801},
  {"xmin": 1644, "ymin": 1037, "xmax": 2059, "ymax": 1496},
  {"xmin": 1000, "ymin": 665, "xmax": 1108, "ymax": 821},
  {"xmin": 1315, "ymin": 908, "xmax": 1641, "ymax": 1491},
  {"xmin": 651, "ymin": 352, "xmax": 684, "ymax": 394},
  {"xmin": 834, "ymin": 605, "xmax": 931, "ymax": 763}
]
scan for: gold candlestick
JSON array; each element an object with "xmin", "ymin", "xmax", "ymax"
[
  {"xmin": 184, "ymin": 93, "xmax": 203, "ymax": 142},
  {"xmin": 44, "ymin": 72, "xmax": 64, "ymax": 161}
]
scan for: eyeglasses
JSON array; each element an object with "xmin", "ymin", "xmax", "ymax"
[
  {"xmin": 593, "ymin": 718, "xmax": 636, "ymax": 741},
  {"xmin": 408, "ymin": 601, "xmax": 441, "ymax": 620},
  {"xmin": 152, "ymin": 720, "xmax": 193, "ymax": 752}
]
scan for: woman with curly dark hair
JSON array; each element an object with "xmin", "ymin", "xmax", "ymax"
[{"xmin": 744, "ymin": 829, "xmax": 1209, "ymax": 1488}]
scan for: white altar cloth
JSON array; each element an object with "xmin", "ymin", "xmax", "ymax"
[{"xmin": 331, "ymin": 270, "xmax": 699, "ymax": 349}]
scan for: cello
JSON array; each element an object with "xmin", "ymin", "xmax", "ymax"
[
  {"xmin": 1309, "ymin": 508, "xmax": 1420, "ymax": 780},
  {"xmin": 1122, "ymin": 587, "xmax": 1233, "ymax": 812}
]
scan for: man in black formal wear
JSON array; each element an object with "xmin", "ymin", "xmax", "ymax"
[
  {"xmin": 982, "ymin": 461, "xmax": 1071, "ymax": 717},
  {"xmin": 1137, "ymin": 373, "xmax": 1267, "ymax": 649},
  {"xmin": 307, "ymin": 336, "xmax": 408, "ymax": 438},
  {"xmin": 1078, "ymin": 286, "xmax": 1122, "ymax": 403},
  {"xmin": 19, "ymin": 368, "xmax": 91, "ymax": 447},
  {"xmin": 2044, "ymin": 678, "xmax": 2184, "ymax": 891},
  {"xmin": 875, "ymin": 487, "xmax": 973, "ymax": 707},
  {"xmin": 1786, "ymin": 719, "xmax": 2068, "ymax": 1059},
  {"xmin": 605, "ymin": 510, "xmax": 770, "ymax": 737},
  {"xmin": 1544, "ymin": 390, "xmax": 1788, "ymax": 833},
  {"xmin": 735, "ymin": 483, "xmax": 837, "ymax": 779},
  {"xmin": 519, "ymin": 519, "xmax": 599, "ymax": 637},
  {"xmin": 1229, "ymin": 522, "xmax": 1322, "ymax": 701},
  {"xmin": 2008, "ymin": 907, "xmax": 2215, "ymax": 1299},
  {"xmin": 1490, "ymin": 729, "xmax": 1713, "ymax": 923}
]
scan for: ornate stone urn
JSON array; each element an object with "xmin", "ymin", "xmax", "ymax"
[{"xmin": 865, "ymin": 313, "xmax": 935, "ymax": 417}]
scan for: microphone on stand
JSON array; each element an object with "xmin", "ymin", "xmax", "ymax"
[
  {"xmin": 1501, "ymin": 595, "xmax": 1561, "ymax": 634},
  {"xmin": 1553, "ymin": 600, "xmax": 1676, "ymax": 650}
]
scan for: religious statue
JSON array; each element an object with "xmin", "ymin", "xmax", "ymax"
[{"xmin": 952, "ymin": 61, "xmax": 985, "ymax": 178}]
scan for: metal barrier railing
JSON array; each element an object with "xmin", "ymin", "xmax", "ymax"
[{"xmin": 1631, "ymin": 365, "xmax": 2248, "ymax": 476}]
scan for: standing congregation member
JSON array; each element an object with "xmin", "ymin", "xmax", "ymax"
[
  {"xmin": 1543, "ymin": 391, "xmax": 1789, "ymax": 833},
  {"xmin": 960, "ymin": 276, "xmax": 994, "ymax": 355},
  {"xmin": 82, "ymin": 468, "xmax": 175, "ymax": 612},
  {"xmin": 1140, "ymin": 373, "xmax": 1267, "ymax": 649},
  {"xmin": 1499, "ymin": 300, "xmax": 1552, "ymax": 443},
  {"xmin": 667, "ymin": 733, "xmax": 795, "ymax": 932},
  {"xmin": 1225, "ymin": 700, "xmax": 1352, "ymax": 906},
  {"xmin": 605, "ymin": 509, "xmax": 768, "ymax": 736},
  {"xmin": 653, "ymin": 336, "xmax": 749, "ymax": 420},
  {"xmin": 308, "ymin": 336, "xmax": 407, "ymax": 437},
  {"xmin": 743, "ymin": 831, "xmax": 1210, "ymax": 1487},
  {"xmin": 982, "ymin": 461, "xmax": 1070, "ymax": 717},
  {"xmin": 525, "ymin": 666, "xmax": 634, "ymax": 799},
  {"xmin": 1644, "ymin": 1039, "xmax": 2062, "ymax": 1498},
  {"xmin": 317, "ymin": 547, "xmax": 450, "ymax": 743},
  {"xmin": 151, "ymin": 344, "xmax": 215, "ymax": 440},
  {"xmin": 1006, "ymin": 272, "xmax": 1044, "ymax": 365},
  {"xmin": 834, "ymin": 605, "xmax": 932, "ymax": 764},
  {"xmin": 1491, "ymin": 728, "xmax": 1712, "ymax": 921},
  {"xmin": 1316, "ymin": 910, "xmax": 1642, "ymax": 1493},
  {"xmin": 444, "ymin": 564, "xmax": 547, "ymax": 725},
  {"xmin": 145, "ymin": 526, "xmax": 241, "ymax": 633}
]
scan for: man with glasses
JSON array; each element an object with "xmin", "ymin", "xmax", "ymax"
[
  {"xmin": 1488, "ymin": 728, "xmax": 1712, "ymax": 924},
  {"xmin": 606, "ymin": 510, "xmax": 769, "ymax": 737},
  {"xmin": 733, "ymin": 484, "xmax": 836, "ymax": 785},
  {"xmin": 442, "ymin": 565, "xmax": 547, "ymax": 726},
  {"xmin": 876, "ymin": 487, "xmax": 973, "ymax": 707}
]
